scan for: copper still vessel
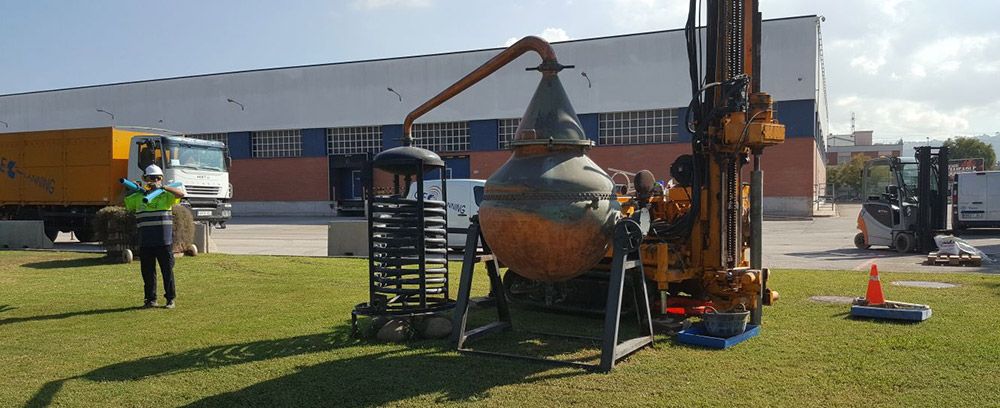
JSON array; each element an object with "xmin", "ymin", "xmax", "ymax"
[
  {"xmin": 400, "ymin": 36, "xmax": 618, "ymax": 283},
  {"xmin": 479, "ymin": 70, "xmax": 618, "ymax": 282}
]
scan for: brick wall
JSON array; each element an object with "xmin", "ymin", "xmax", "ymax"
[
  {"xmin": 469, "ymin": 139, "xmax": 818, "ymax": 199},
  {"xmin": 230, "ymin": 157, "xmax": 329, "ymax": 201}
]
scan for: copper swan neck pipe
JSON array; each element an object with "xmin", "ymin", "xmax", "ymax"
[{"xmin": 401, "ymin": 36, "xmax": 560, "ymax": 146}]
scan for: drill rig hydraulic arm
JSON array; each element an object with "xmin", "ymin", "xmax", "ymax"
[{"xmin": 654, "ymin": 0, "xmax": 785, "ymax": 317}]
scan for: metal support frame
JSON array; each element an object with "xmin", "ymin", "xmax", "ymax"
[
  {"xmin": 749, "ymin": 153, "xmax": 763, "ymax": 325},
  {"xmin": 451, "ymin": 217, "xmax": 654, "ymax": 372}
]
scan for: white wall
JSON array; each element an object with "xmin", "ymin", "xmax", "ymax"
[{"xmin": 0, "ymin": 16, "xmax": 819, "ymax": 135}]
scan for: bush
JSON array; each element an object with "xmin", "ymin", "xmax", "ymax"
[
  {"xmin": 94, "ymin": 205, "xmax": 196, "ymax": 254},
  {"xmin": 171, "ymin": 205, "xmax": 195, "ymax": 254}
]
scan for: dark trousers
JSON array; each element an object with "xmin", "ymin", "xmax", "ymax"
[{"xmin": 139, "ymin": 245, "xmax": 175, "ymax": 302}]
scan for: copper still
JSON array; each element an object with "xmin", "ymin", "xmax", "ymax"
[{"xmin": 402, "ymin": 36, "xmax": 618, "ymax": 283}]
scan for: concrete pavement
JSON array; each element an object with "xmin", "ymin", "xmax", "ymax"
[{"xmin": 197, "ymin": 206, "xmax": 1000, "ymax": 273}]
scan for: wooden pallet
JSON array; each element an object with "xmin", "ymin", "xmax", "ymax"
[{"xmin": 925, "ymin": 252, "xmax": 982, "ymax": 267}]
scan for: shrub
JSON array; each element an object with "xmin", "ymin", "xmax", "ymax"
[
  {"xmin": 94, "ymin": 205, "xmax": 196, "ymax": 254},
  {"xmin": 171, "ymin": 204, "xmax": 195, "ymax": 253}
]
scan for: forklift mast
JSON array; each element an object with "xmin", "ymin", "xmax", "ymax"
[{"xmin": 914, "ymin": 146, "xmax": 949, "ymax": 252}]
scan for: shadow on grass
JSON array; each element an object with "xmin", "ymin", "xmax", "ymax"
[
  {"xmin": 27, "ymin": 325, "xmax": 580, "ymax": 407},
  {"xmin": 0, "ymin": 305, "xmax": 16, "ymax": 313},
  {"xmin": 0, "ymin": 306, "xmax": 139, "ymax": 326},
  {"xmin": 182, "ymin": 348, "xmax": 578, "ymax": 407},
  {"xmin": 841, "ymin": 313, "xmax": 922, "ymax": 325},
  {"xmin": 26, "ymin": 326, "xmax": 360, "ymax": 407},
  {"xmin": 21, "ymin": 257, "xmax": 110, "ymax": 269}
]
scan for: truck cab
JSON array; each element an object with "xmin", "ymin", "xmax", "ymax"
[{"xmin": 127, "ymin": 135, "xmax": 233, "ymax": 226}]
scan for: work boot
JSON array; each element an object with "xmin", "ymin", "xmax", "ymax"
[
  {"xmin": 142, "ymin": 300, "xmax": 158, "ymax": 309},
  {"xmin": 164, "ymin": 300, "xmax": 175, "ymax": 309}
]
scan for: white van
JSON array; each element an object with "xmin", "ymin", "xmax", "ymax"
[
  {"xmin": 407, "ymin": 179, "xmax": 486, "ymax": 248},
  {"xmin": 953, "ymin": 171, "xmax": 1000, "ymax": 230}
]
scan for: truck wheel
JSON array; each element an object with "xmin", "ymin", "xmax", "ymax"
[
  {"xmin": 854, "ymin": 232, "xmax": 870, "ymax": 249},
  {"xmin": 43, "ymin": 225, "xmax": 59, "ymax": 242},
  {"xmin": 893, "ymin": 233, "xmax": 915, "ymax": 254},
  {"xmin": 73, "ymin": 227, "xmax": 96, "ymax": 243}
]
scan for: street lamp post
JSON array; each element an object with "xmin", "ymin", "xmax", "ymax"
[
  {"xmin": 0, "ymin": 120, "xmax": 8, "ymax": 128},
  {"xmin": 96, "ymin": 108, "xmax": 115, "ymax": 121},
  {"xmin": 581, "ymin": 72, "xmax": 592, "ymax": 88},
  {"xmin": 226, "ymin": 98, "xmax": 245, "ymax": 111},
  {"xmin": 386, "ymin": 87, "xmax": 402, "ymax": 102}
]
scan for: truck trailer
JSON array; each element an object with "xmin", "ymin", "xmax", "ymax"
[{"xmin": 0, "ymin": 127, "xmax": 232, "ymax": 242}]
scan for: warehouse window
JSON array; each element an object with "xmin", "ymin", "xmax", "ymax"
[
  {"xmin": 598, "ymin": 108, "xmax": 677, "ymax": 146},
  {"xmin": 412, "ymin": 121, "xmax": 469, "ymax": 152},
  {"xmin": 185, "ymin": 133, "xmax": 228, "ymax": 145},
  {"xmin": 252, "ymin": 129, "xmax": 302, "ymax": 158},
  {"xmin": 327, "ymin": 126, "xmax": 382, "ymax": 155},
  {"xmin": 498, "ymin": 118, "xmax": 520, "ymax": 150}
]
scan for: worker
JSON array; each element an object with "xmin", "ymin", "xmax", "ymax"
[{"xmin": 124, "ymin": 164, "xmax": 187, "ymax": 309}]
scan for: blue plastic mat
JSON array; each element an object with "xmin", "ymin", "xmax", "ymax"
[
  {"xmin": 850, "ymin": 305, "xmax": 931, "ymax": 322},
  {"xmin": 676, "ymin": 324, "xmax": 760, "ymax": 349}
]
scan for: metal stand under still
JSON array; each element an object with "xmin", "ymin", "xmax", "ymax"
[{"xmin": 450, "ymin": 216, "xmax": 655, "ymax": 372}]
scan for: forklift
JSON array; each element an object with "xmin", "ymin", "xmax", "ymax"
[{"xmin": 855, "ymin": 146, "xmax": 949, "ymax": 253}]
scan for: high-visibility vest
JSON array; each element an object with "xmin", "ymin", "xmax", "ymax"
[{"xmin": 125, "ymin": 188, "xmax": 181, "ymax": 247}]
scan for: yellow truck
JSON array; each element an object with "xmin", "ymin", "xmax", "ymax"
[{"xmin": 0, "ymin": 127, "xmax": 232, "ymax": 241}]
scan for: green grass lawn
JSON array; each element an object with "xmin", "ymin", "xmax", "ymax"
[{"xmin": 1, "ymin": 250, "xmax": 998, "ymax": 407}]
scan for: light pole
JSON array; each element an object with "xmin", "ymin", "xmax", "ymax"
[
  {"xmin": 0, "ymin": 120, "xmax": 7, "ymax": 128},
  {"xmin": 386, "ymin": 87, "xmax": 402, "ymax": 102},
  {"xmin": 96, "ymin": 109, "xmax": 115, "ymax": 121},
  {"xmin": 581, "ymin": 72, "xmax": 592, "ymax": 88},
  {"xmin": 226, "ymin": 98, "xmax": 245, "ymax": 111}
]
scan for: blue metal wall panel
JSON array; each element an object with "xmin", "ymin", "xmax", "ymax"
[
  {"xmin": 675, "ymin": 106, "xmax": 692, "ymax": 142},
  {"xmin": 469, "ymin": 119, "xmax": 498, "ymax": 151},
  {"xmin": 445, "ymin": 156, "xmax": 471, "ymax": 178},
  {"xmin": 228, "ymin": 131, "xmax": 252, "ymax": 159},
  {"xmin": 382, "ymin": 124, "xmax": 403, "ymax": 149},
  {"xmin": 301, "ymin": 128, "xmax": 327, "ymax": 157},
  {"xmin": 578, "ymin": 113, "xmax": 599, "ymax": 144},
  {"xmin": 774, "ymin": 99, "xmax": 816, "ymax": 138}
]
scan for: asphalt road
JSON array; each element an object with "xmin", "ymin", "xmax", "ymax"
[
  {"xmin": 763, "ymin": 204, "xmax": 999, "ymax": 273},
  {"xmin": 55, "ymin": 205, "xmax": 999, "ymax": 273}
]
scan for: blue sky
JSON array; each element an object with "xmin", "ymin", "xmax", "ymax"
[{"xmin": 2, "ymin": 0, "xmax": 999, "ymax": 140}]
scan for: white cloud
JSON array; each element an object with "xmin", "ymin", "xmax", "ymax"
[
  {"xmin": 354, "ymin": 0, "xmax": 431, "ymax": 10},
  {"xmin": 504, "ymin": 28, "xmax": 571, "ymax": 47},
  {"xmin": 844, "ymin": 33, "xmax": 893, "ymax": 75},
  {"xmin": 610, "ymin": 0, "xmax": 688, "ymax": 32},
  {"xmin": 832, "ymin": 96, "xmax": 971, "ymax": 139},
  {"xmin": 871, "ymin": 0, "xmax": 913, "ymax": 22},
  {"xmin": 974, "ymin": 60, "xmax": 1000, "ymax": 73},
  {"xmin": 908, "ymin": 34, "xmax": 999, "ymax": 77}
]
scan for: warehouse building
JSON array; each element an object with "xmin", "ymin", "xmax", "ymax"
[{"xmin": 0, "ymin": 15, "xmax": 828, "ymax": 217}]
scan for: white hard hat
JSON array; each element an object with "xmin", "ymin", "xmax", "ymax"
[{"xmin": 144, "ymin": 164, "xmax": 164, "ymax": 176}]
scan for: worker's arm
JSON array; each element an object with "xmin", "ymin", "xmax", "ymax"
[{"xmin": 162, "ymin": 184, "xmax": 186, "ymax": 198}]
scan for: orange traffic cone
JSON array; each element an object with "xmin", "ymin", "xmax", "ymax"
[{"xmin": 865, "ymin": 264, "xmax": 886, "ymax": 306}]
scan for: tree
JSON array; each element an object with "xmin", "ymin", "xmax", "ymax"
[
  {"xmin": 827, "ymin": 154, "xmax": 867, "ymax": 199},
  {"xmin": 943, "ymin": 136, "xmax": 996, "ymax": 170}
]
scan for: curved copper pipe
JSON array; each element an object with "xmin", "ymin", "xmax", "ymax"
[{"xmin": 402, "ymin": 36, "xmax": 559, "ymax": 145}]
